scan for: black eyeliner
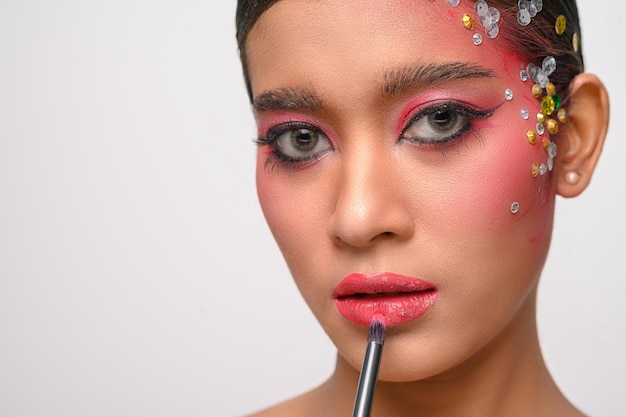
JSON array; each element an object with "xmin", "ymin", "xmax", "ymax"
[{"xmin": 399, "ymin": 101, "xmax": 501, "ymax": 146}]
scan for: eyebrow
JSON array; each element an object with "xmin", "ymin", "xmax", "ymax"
[
  {"xmin": 252, "ymin": 62, "xmax": 496, "ymax": 112},
  {"xmin": 253, "ymin": 87, "xmax": 323, "ymax": 113},
  {"xmin": 382, "ymin": 62, "xmax": 496, "ymax": 96}
]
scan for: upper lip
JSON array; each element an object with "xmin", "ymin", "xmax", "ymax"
[{"xmin": 333, "ymin": 272, "xmax": 436, "ymax": 298}]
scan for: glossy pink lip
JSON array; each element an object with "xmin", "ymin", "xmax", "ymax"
[{"xmin": 333, "ymin": 272, "xmax": 438, "ymax": 327}]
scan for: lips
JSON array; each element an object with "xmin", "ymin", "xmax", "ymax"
[{"xmin": 333, "ymin": 272, "xmax": 438, "ymax": 327}]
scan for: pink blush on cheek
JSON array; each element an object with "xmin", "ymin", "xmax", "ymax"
[
  {"xmin": 462, "ymin": 161, "xmax": 552, "ymax": 248},
  {"xmin": 445, "ymin": 96, "xmax": 554, "ymax": 247}
]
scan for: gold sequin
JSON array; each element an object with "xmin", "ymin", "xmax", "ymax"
[
  {"xmin": 532, "ymin": 84, "xmax": 542, "ymax": 99},
  {"xmin": 542, "ymin": 138, "xmax": 551, "ymax": 151},
  {"xmin": 463, "ymin": 14, "xmax": 476, "ymax": 30},
  {"xmin": 546, "ymin": 82, "xmax": 556, "ymax": 97},
  {"xmin": 537, "ymin": 112, "xmax": 546, "ymax": 125},
  {"xmin": 547, "ymin": 119, "xmax": 559, "ymax": 134},
  {"xmin": 531, "ymin": 162, "xmax": 540, "ymax": 177},
  {"xmin": 527, "ymin": 130, "xmax": 538, "ymax": 145},
  {"xmin": 573, "ymin": 32, "xmax": 580, "ymax": 53},
  {"xmin": 557, "ymin": 108, "xmax": 567, "ymax": 124},
  {"xmin": 555, "ymin": 15, "xmax": 567, "ymax": 35},
  {"xmin": 541, "ymin": 96, "xmax": 555, "ymax": 116}
]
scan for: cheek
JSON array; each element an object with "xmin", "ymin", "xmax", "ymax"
[
  {"xmin": 255, "ymin": 155, "xmax": 325, "ymax": 258},
  {"xmin": 255, "ymin": 157, "xmax": 286, "ymax": 239},
  {"xmin": 427, "ymin": 100, "xmax": 555, "ymax": 253}
]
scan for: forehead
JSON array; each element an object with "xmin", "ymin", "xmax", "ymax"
[{"xmin": 246, "ymin": 0, "xmax": 517, "ymax": 95}]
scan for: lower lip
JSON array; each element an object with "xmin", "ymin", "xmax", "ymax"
[{"xmin": 334, "ymin": 274, "xmax": 439, "ymax": 327}]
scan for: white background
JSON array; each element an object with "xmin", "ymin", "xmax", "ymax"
[{"xmin": 0, "ymin": 1, "xmax": 624, "ymax": 416}]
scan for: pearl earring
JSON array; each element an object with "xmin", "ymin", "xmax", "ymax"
[{"xmin": 565, "ymin": 171, "xmax": 580, "ymax": 185}]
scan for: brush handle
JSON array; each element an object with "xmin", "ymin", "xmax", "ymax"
[{"xmin": 352, "ymin": 341, "xmax": 383, "ymax": 417}]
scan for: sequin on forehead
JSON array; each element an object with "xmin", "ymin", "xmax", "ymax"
[
  {"xmin": 537, "ymin": 112, "xmax": 546, "ymax": 125},
  {"xmin": 555, "ymin": 15, "xmax": 567, "ymax": 35},
  {"xmin": 472, "ymin": 33, "xmax": 483, "ymax": 45},
  {"xmin": 527, "ymin": 63, "xmax": 538, "ymax": 79},
  {"xmin": 485, "ymin": 22, "xmax": 499, "ymax": 38},
  {"xmin": 536, "ymin": 123, "xmax": 545, "ymax": 136},
  {"xmin": 517, "ymin": 9, "xmax": 531, "ymax": 26},
  {"xmin": 517, "ymin": 0, "xmax": 543, "ymax": 26},
  {"xmin": 475, "ymin": 1, "xmax": 488, "ymax": 15},
  {"xmin": 468, "ymin": 1, "xmax": 501, "ymax": 41},
  {"xmin": 547, "ymin": 118, "xmax": 559, "ymax": 134},
  {"xmin": 541, "ymin": 96, "xmax": 555, "ymax": 115},
  {"xmin": 542, "ymin": 56, "xmax": 557, "ymax": 76},
  {"xmin": 479, "ymin": 7, "xmax": 500, "ymax": 26},
  {"xmin": 548, "ymin": 142, "xmax": 557, "ymax": 158},
  {"xmin": 531, "ymin": 162, "xmax": 540, "ymax": 177},
  {"xmin": 520, "ymin": 70, "xmax": 529, "ymax": 82},
  {"xmin": 505, "ymin": 89, "xmax": 514, "ymax": 101},
  {"xmin": 463, "ymin": 14, "xmax": 476, "ymax": 30},
  {"xmin": 447, "ymin": 0, "xmax": 461, "ymax": 5},
  {"xmin": 520, "ymin": 108, "xmax": 529, "ymax": 120}
]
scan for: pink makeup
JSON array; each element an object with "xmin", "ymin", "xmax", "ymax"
[
  {"xmin": 395, "ymin": 88, "xmax": 503, "ymax": 138},
  {"xmin": 334, "ymin": 272, "xmax": 438, "ymax": 327}
]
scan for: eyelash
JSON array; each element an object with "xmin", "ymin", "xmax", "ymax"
[
  {"xmin": 255, "ymin": 102, "xmax": 500, "ymax": 171},
  {"xmin": 399, "ymin": 101, "xmax": 499, "ymax": 154},
  {"xmin": 255, "ymin": 121, "xmax": 332, "ymax": 172}
]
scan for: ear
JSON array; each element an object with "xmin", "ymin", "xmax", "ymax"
[{"xmin": 554, "ymin": 73, "xmax": 610, "ymax": 198}]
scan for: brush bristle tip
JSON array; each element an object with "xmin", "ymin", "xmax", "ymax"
[{"xmin": 367, "ymin": 315, "xmax": 386, "ymax": 344}]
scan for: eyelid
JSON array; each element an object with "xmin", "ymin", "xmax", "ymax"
[
  {"xmin": 258, "ymin": 120, "xmax": 324, "ymax": 144},
  {"xmin": 399, "ymin": 99, "xmax": 497, "ymax": 130},
  {"xmin": 399, "ymin": 101, "xmax": 500, "ymax": 139}
]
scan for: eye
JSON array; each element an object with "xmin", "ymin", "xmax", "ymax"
[
  {"xmin": 256, "ymin": 121, "xmax": 334, "ymax": 167},
  {"xmin": 400, "ymin": 102, "xmax": 495, "ymax": 144},
  {"xmin": 275, "ymin": 126, "xmax": 331, "ymax": 158}
]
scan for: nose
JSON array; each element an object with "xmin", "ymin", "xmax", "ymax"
[{"xmin": 327, "ymin": 142, "xmax": 415, "ymax": 249}]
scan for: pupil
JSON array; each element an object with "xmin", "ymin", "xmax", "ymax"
[
  {"xmin": 291, "ymin": 128, "xmax": 318, "ymax": 151},
  {"xmin": 295, "ymin": 129, "xmax": 312, "ymax": 143},
  {"xmin": 432, "ymin": 110, "xmax": 458, "ymax": 131},
  {"xmin": 434, "ymin": 110, "xmax": 450, "ymax": 124}
]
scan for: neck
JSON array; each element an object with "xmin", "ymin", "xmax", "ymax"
[{"xmin": 319, "ymin": 291, "xmax": 582, "ymax": 417}]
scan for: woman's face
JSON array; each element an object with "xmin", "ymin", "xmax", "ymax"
[{"xmin": 248, "ymin": 0, "xmax": 556, "ymax": 381}]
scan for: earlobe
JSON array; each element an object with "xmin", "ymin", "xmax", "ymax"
[{"xmin": 554, "ymin": 73, "xmax": 610, "ymax": 198}]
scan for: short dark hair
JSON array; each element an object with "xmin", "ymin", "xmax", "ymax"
[{"xmin": 236, "ymin": 0, "xmax": 584, "ymax": 103}]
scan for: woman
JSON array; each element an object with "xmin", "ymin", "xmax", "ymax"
[{"xmin": 236, "ymin": 1, "xmax": 609, "ymax": 416}]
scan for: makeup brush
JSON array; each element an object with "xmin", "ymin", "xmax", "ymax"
[{"xmin": 352, "ymin": 314, "xmax": 386, "ymax": 417}]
